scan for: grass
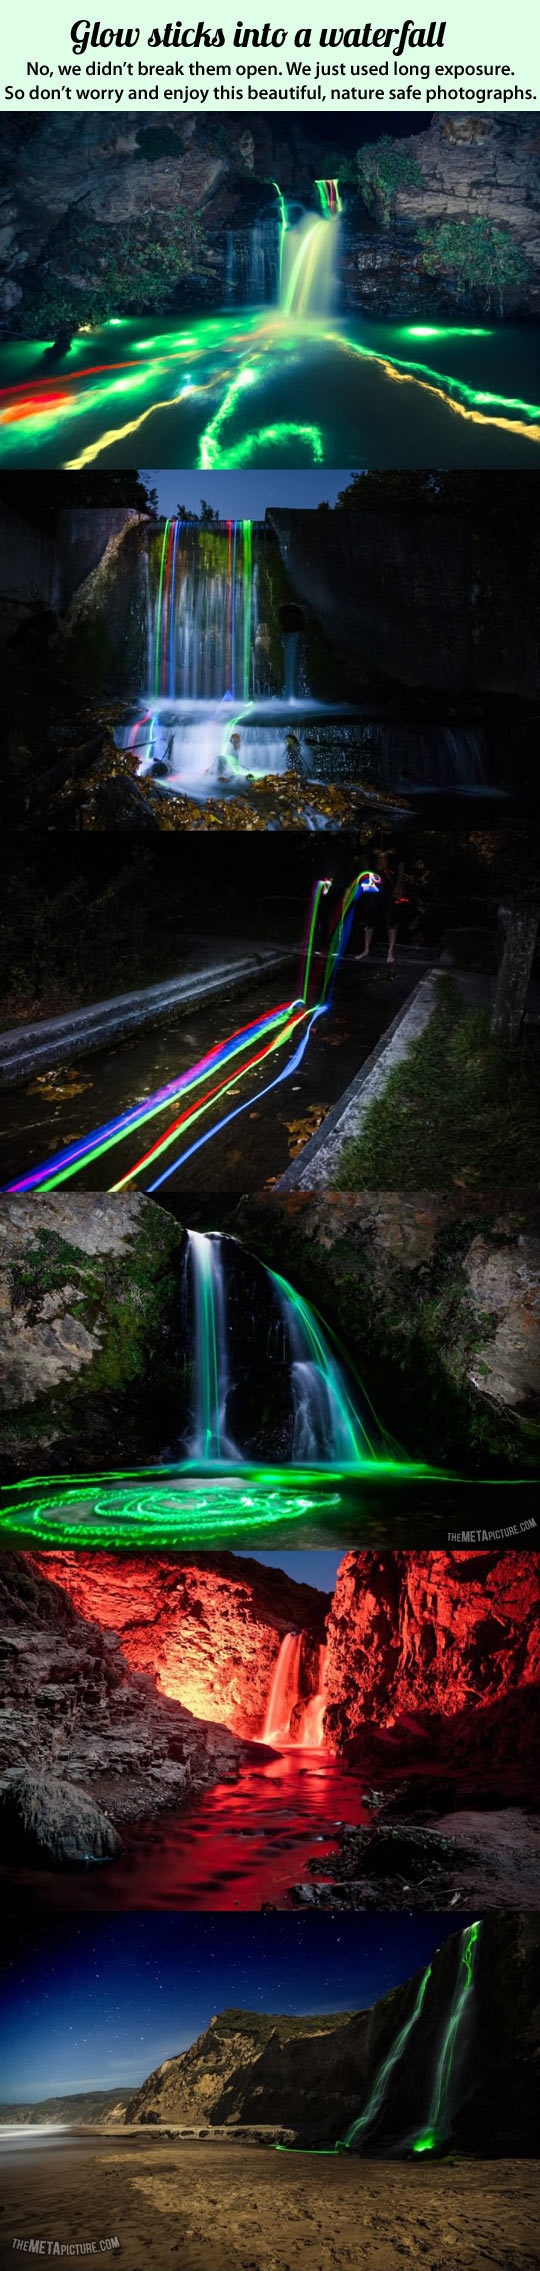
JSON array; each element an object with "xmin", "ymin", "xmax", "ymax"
[{"xmin": 336, "ymin": 978, "xmax": 540, "ymax": 1189}]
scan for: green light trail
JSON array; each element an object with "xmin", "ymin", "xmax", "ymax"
[
  {"xmin": 0, "ymin": 1455, "xmax": 441, "ymax": 1550},
  {"xmin": 275, "ymin": 1962, "xmax": 432, "ymax": 2157},
  {"xmin": 412, "ymin": 1922, "xmax": 481, "ymax": 2155}
]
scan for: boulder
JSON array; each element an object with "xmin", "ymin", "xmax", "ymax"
[{"xmin": 0, "ymin": 1770, "xmax": 122, "ymax": 1864}]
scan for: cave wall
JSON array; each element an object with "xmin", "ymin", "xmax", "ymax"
[
  {"xmin": 126, "ymin": 1914, "xmax": 540, "ymax": 2155},
  {"xmin": 324, "ymin": 1549, "xmax": 540, "ymax": 1764},
  {"xmin": 34, "ymin": 1551, "xmax": 329, "ymax": 1740}
]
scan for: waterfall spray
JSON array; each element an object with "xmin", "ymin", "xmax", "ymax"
[
  {"xmin": 185, "ymin": 1230, "xmax": 238, "ymax": 1462},
  {"xmin": 267, "ymin": 1263, "xmax": 372, "ymax": 1465},
  {"xmin": 412, "ymin": 1921, "xmax": 481, "ymax": 2155},
  {"xmin": 262, "ymin": 1636, "xmax": 327, "ymax": 1747},
  {"xmin": 279, "ymin": 184, "xmax": 340, "ymax": 320},
  {"xmin": 184, "ymin": 1231, "xmax": 371, "ymax": 1470},
  {"xmin": 262, "ymin": 1632, "xmax": 303, "ymax": 1742},
  {"xmin": 148, "ymin": 518, "xmax": 255, "ymax": 702}
]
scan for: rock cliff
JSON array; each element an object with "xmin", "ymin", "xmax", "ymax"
[
  {"xmin": 0, "ymin": 1555, "xmax": 245, "ymax": 1862},
  {"xmin": 346, "ymin": 118, "xmax": 540, "ymax": 318},
  {"xmin": 0, "ymin": 1192, "xmax": 183, "ymax": 1480},
  {"xmin": 125, "ymin": 1915, "xmax": 540, "ymax": 2155},
  {"xmin": 34, "ymin": 1552, "xmax": 329, "ymax": 1741},
  {"xmin": 325, "ymin": 1548, "xmax": 540, "ymax": 1737}
]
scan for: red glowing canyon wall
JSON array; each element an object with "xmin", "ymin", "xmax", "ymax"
[
  {"xmin": 36, "ymin": 1554, "xmax": 328, "ymax": 1741},
  {"xmin": 324, "ymin": 1550, "xmax": 540, "ymax": 1767}
]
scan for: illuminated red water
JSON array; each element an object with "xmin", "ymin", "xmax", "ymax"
[{"xmin": 8, "ymin": 1751, "xmax": 367, "ymax": 1912}]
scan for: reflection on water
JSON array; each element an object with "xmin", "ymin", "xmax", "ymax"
[
  {"xmin": 0, "ymin": 1469, "xmax": 537, "ymax": 1552},
  {"xmin": 4, "ymin": 1752, "xmax": 368, "ymax": 1913},
  {"xmin": 1, "ymin": 314, "xmax": 539, "ymax": 468}
]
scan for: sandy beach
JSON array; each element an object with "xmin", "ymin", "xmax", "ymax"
[{"xmin": 1, "ymin": 2138, "xmax": 539, "ymax": 2271}]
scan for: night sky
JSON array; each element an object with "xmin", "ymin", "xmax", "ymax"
[
  {"xmin": 0, "ymin": 1914, "xmax": 471, "ymax": 2105},
  {"xmin": 238, "ymin": 1551, "xmax": 341, "ymax": 1591},
  {"xmin": 141, "ymin": 469, "xmax": 353, "ymax": 518}
]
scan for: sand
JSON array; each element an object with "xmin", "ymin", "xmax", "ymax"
[{"xmin": 1, "ymin": 2140, "xmax": 540, "ymax": 2271}]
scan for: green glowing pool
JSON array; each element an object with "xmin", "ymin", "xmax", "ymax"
[
  {"xmin": 1, "ymin": 313, "xmax": 539, "ymax": 468},
  {"xmin": 0, "ymin": 1464, "xmax": 537, "ymax": 1550}
]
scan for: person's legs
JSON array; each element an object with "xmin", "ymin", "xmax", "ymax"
[
  {"xmin": 357, "ymin": 926, "xmax": 374, "ymax": 960},
  {"xmin": 387, "ymin": 923, "xmax": 398, "ymax": 966}
]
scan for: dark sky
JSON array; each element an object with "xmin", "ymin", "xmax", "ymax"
[
  {"xmin": 0, "ymin": 1914, "xmax": 470, "ymax": 2104},
  {"xmin": 238, "ymin": 1550, "xmax": 341, "ymax": 1590},
  {"xmin": 140, "ymin": 469, "xmax": 353, "ymax": 517}
]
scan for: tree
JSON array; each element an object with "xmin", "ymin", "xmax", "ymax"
[{"xmin": 492, "ymin": 900, "xmax": 540, "ymax": 1046}]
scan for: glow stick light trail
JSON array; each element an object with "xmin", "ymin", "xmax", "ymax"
[{"xmin": 4, "ymin": 874, "xmax": 379, "ymax": 1198}]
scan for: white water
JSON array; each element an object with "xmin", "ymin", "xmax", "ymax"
[
  {"xmin": 262, "ymin": 1633, "xmax": 327, "ymax": 1748},
  {"xmin": 183, "ymin": 1232, "xmax": 370, "ymax": 1469}
]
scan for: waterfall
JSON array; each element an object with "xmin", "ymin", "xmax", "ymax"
[
  {"xmin": 299, "ymin": 1644, "xmax": 327, "ymax": 1748},
  {"xmin": 342, "ymin": 1964, "xmax": 433, "ymax": 2152},
  {"xmin": 226, "ymin": 218, "xmax": 280, "ymax": 306},
  {"xmin": 315, "ymin": 178, "xmax": 343, "ymax": 217},
  {"xmin": 183, "ymin": 1233, "xmax": 372, "ymax": 1470},
  {"xmin": 413, "ymin": 1921, "xmax": 481, "ymax": 2155},
  {"xmin": 262, "ymin": 1636, "xmax": 327, "ymax": 1747},
  {"xmin": 268, "ymin": 1265, "xmax": 371, "ymax": 1465},
  {"xmin": 185, "ymin": 1230, "xmax": 238, "ymax": 1462},
  {"xmin": 262, "ymin": 1633, "xmax": 304, "ymax": 1743},
  {"xmin": 279, "ymin": 186, "xmax": 340, "ymax": 320},
  {"xmin": 149, "ymin": 518, "xmax": 256, "ymax": 701},
  {"xmin": 437, "ymin": 727, "xmax": 486, "ymax": 789}
]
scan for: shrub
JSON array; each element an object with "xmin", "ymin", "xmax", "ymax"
[
  {"xmin": 356, "ymin": 135, "xmax": 423, "ymax": 225},
  {"xmin": 23, "ymin": 207, "xmax": 208, "ymax": 335},
  {"xmin": 418, "ymin": 216, "xmax": 529, "ymax": 314}
]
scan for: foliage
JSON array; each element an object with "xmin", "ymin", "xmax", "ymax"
[
  {"xmin": 22, "ymin": 206, "xmax": 208, "ymax": 335},
  {"xmin": 356, "ymin": 135, "xmax": 423, "ymax": 224},
  {"xmin": 336, "ymin": 978, "xmax": 540, "ymax": 1189},
  {"xmin": 418, "ymin": 217, "xmax": 529, "ymax": 312}
]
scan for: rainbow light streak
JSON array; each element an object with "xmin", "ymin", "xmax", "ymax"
[
  {"xmin": 4, "ymin": 999, "xmax": 304, "ymax": 1195},
  {"xmin": 242, "ymin": 517, "xmax": 252, "ymax": 700},
  {"xmin": 4, "ymin": 875, "xmax": 369, "ymax": 1198},
  {"xmin": 144, "ymin": 1004, "xmax": 325, "ymax": 1193},
  {"xmin": 315, "ymin": 178, "xmax": 343, "ymax": 217},
  {"xmin": 1, "ymin": 309, "xmax": 540, "ymax": 473}
]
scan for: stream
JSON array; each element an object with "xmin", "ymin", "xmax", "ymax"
[
  {"xmin": 0, "ymin": 954, "xmax": 427, "ymax": 1193},
  {"xmin": 2, "ymin": 1750, "xmax": 367, "ymax": 1913},
  {"xmin": 1, "ymin": 315, "xmax": 539, "ymax": 469}
]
